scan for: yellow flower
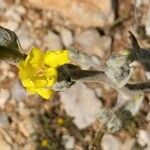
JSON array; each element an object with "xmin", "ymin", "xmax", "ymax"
[
  {"xmin": 56, "ymin": 118, "xmax": 64, "ymax": 125},
  {"xmin": 18, "ymin": 48, "xmax": 70, "ymax": 99},
  {"xmin": 41, "ymin": 139, "xmax": 49, "ymax": 147}
]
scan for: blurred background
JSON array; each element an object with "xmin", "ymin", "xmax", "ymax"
[{"xmin": 0, "ymin": 0, "xmax": 150, "ymax": 149}]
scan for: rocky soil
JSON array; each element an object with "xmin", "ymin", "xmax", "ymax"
[{"xmin": 0, "ymin": 0, "xmax": 150, "ymax": 150}]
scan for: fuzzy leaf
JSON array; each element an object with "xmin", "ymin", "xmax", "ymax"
[{"xmin": 0, "ymin": 26, "xmax": 26, "ymax": 63}]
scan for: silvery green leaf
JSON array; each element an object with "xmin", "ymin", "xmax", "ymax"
[
  {"xmin": 68, "ymin": 48, "xmax": 104, "ymax": 71},
  {"xmin": 107, "ymin": 115, "xmax": 122, "ymax": 133},
  {"xmin": 98, "ymin": 108, "xmax": 122, "ymax": 133},
  {"xmin": 0, "ymin": 26, "xmax": 25, "ymax": 63},
  {"xmin": 52, "ymin": 81, "xmax": 73, "ymax": 91},
  {"xmin": 98, "ymin": 108, "xmax": 114, "ymax": 125},
  {"xmin": 126, "ymin": 81, "xmax": 150, "ymax": 91},
  {"xmin": 55, "ymin": 64, "xmax": 108, "ymax": 90},
  {"xmin": 122, "ymin": 91, "xmax": 144, "ymax": 117},
  {"xmin": 129, "ymin": 32, "xmax": 150, "ymax": 71},
  {"xmin": 113, "ymin": 87, "xmax": 137, "ymax": 112},
  {"xmin": 52, "ymin": 64, "xmax": 77, "ymax": 91},
  {"xmin": 0, "ymin": 26, "xmax": 23, "ymax": 52},
  {"xmin": 105, "ymin": 53, "xmax": 132, "ymax": 88}
]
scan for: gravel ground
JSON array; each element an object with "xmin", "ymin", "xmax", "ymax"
[{"xmin": 0, "ymin": 0, "xmax": 150, "ymax": 150}]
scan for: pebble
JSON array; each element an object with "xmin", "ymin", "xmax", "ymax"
[
  {"xmin": 137, "ymin": 130, "xmax": 150, "ymax": 148},
  {"xmin": 5, "ymin": 7, "xmax": 21, "ymax": 22},
  {"xmin": 3, "ymin": 21, "xmax": 19, "ymax": 32},
  {"xmin": 15, "ymin": 5, "xmax": 26, "ymax": 16},
  {"xmin": 0, "ymin": 0, "xmax": 8, "ymax": 9},
  {"xmin": 0, "ymin": 0, "xmax": 16, "ymax": 9},
  {"xmin": 121, "ymin": 138, "xmax": 135, "ymax": 150},
  {"xmin": 26, "ymin": 0, "xmax": 114, "ymax": 28},
  {"xmin": 58, "ymin": 27, "xmax": 73, "ymax": 48},
  {"xmin": 146, "ymin": 112, "xmax": 150, "ymax": 122},
  {"xmin": 1, "ymin": 5, "xmax": 23, "ymax": 31},
  {"xmin": 0, "ymin": 132, "xmax": 11, "ymax": 150},
  {"xmin": 62, "ymin": 135, "xmax": 75, "ymax": 150},
  {"xmin": 0, "ymin": 130, "xmax": 12, "ymax": 145},
  {"xmin": 43, "ymin": 30, "xmax": 63, "ymax": 50},
  {"xmin": 21, "ymin": 141, "xmax": 36, "ymax": 150},
  {"xmin": 61, "ymin": 30, "xmax": 73, "ymax": 48},
  {"xmin": 0, "ymin": 89, "xmax": 10, "ymax": 108},
  {"xmin": 10, "ymin": 79, "xmax": 27, "ymax": 102},
  {"xmin": 101, "ymin": 134, "xmax": 122, "ymax": 150},
  {"xmin": 144, "ymin": 9, "xmax": 150, "ymax": 36},
  {"xmin": 0, "ymin": 113, "xmax": 9, "ymax": 127},
  {"xmin": 0, "ymin": 62, "xmax": 11, "ymax": 81},
  {"xmin": 60, "ymin": 83, "xmax": 101, "ymax": 129},
  {"xmin": 16, "ymin": 25, "xmax": 35, "ymax": 51},
  {"xmin": 135, "ymin": 0, "xmax": 150, "ymax": 8},
  {"xmin": 74, "ymin": 29, "xmax": 111, "ymax": 58}
]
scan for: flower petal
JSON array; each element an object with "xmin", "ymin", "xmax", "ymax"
[
  {"xmin": 22, "ymin": 79, "xmax": 35, "ymax": 88},
  {"xmin": 45, "ymin": 68, "xmax": 57, "ymax": 77},
  {"xmin": 19, "ymin": 62, "xmax": 35, "ymax": 80},
  {"xmin": 26, "ymin": 48, "xmax": 44, "ymax": 67},
  {"xmin": 34, "ymin": 79, "xmax": 47, "ymax": 88},
  {"xmin": 18, "ymin": 48, "xmax": 69, "ymax": 100},
  {"xmin": 47, "ymin": 78, "xmax": 56, "ymax": 87},
  {"xmin": 35, "ymin": 88, "xmax": 54, "ymax": 99},
  {"xmin": 44, "ymin": 50, "xmax": 70, "ymax": 67}
]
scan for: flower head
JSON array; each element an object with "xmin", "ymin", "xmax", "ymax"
[{"xmin": 18, "ymin": 48, "xmax": 70, "ymax": 99}]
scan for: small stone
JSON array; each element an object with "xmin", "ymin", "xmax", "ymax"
[
  {"xmin": 137, "ymin": 130, "xmax": 150, "ymax": 147},
  {"xmin": 122, "ymin": 91, "xmax": 144, "ymax": 117},
  {"xmin": 0, "ymin": 62, "xmax": 11, "ymax": 81},
  {"xmin": 62, "ymin": 135, "xmax": 75, "ymax": 150},
  {"xmin": 59, "ymin": 27, "xmax": 73, "ymax": 48},
  {"xmin": 7, "ymin": 71, "xmax": 15, "ymax": 79},
  {"xmin": 18, "ymin": 122, "xmax": 30, "ymax": 137},
  {"xmin": 43, "ymin": 30, "xmax": 63, "ymax": 50},
  {"xmin": 0, "ymin": 89, "xmax": 10, "ymax": 108},
  {"xmin": 60, "ymin": 29, "xmax": 73, "ymax": 47},
  {"xmin": 74, "ymin": 145, "xmax": 84, "ymax": 150},
  {"xmin": 135, "ymin": 0, "xmax": 143, "ymax": 7},
  {"xmin": 0, "ymin": 129, "xmax": 13, "ymax": 144},
  {"xmin": 18, "ymin": 118, "xmax": 36, "ymax": 136},
  {"xmin": 0, "ymin": 133, "xmax": 11, "ymax": 150},
  {"xmin": 60, "ymin": 83, "xmax": 101, "ymax": 129},
  {"xmin": 91, "ymin": 55, "xmax": 101, "ymax": 66},
  {"xmin": 121, "ymin": 138, "xmax": 135, "ymax": 150},
  {"xmin": 101, "ymin": 134, "xmax": 122, "ymax": 150},
  {"xmin": 144, "ymin": 9, "xmax": 150, "ymax": 36},
  {"xmin": 5, "ymin": 7, "xmax": 21, "ymax": 22},
  {"xmin": 17, "ymin": 102, "xmax": 30, "ymax": 117},
  {"xmin": 74, "ymin": 29, "xmax": 111, "ymax": 58},
  {"xmin": 0, "ymin": 0, "xmax": 8, "ymax": 9},
  {"xmin": 1, "ymin": 5, "xmax": 23, "ymax": 31},
  {"xmin": 21, "ymin": 141, "xmax": 36, "ymax": 150},
  {"xmin": 0, "ymin": 0, "xmax": 15, "ymax": 9},
  {"xmin": 0, "ymin": 114, "xmax": 9, "ymax": 127},
  {"xmin": 146, "ymin": 112, "xmax": 150, "ymax": 122},
  {"xmin": 16, "ymin": 25, "xmax": 35, "ymax": 51},
  {"xmin": 0, "ymin": 61, "xmax": 10, "ymax": 72},
  {"xmin": 2, "ymin": 20, "xmax": 19, "ymax": 31},
  {"xmin": 15, "ymin": 5, "xmax": 26, "ymax": 16},
  {"xmin": 10, "ymin": 79, "xmax": 27, "ymax": 101},
  {"xmin": 26, "ymin": 0, "xmax": 114, "ymax": 28},
  {"xmin": 146, "ymin": 72, "xmax": 150, "ymax": 80},
  {"xmin": 135, "ymin": 0, "xmax": 150, "ymax": 7}
]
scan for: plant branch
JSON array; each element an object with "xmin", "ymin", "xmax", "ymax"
[
  {"xmin": 126, "ymin": 82, "xmax": 150, "ymax": 91},
  {"xmin": 129, "ymin": 31, "xmax": 150, "ymax": 71},
  {"xmin": 0, "ymin": 26, "xmax": 26, "ymax": 63}
]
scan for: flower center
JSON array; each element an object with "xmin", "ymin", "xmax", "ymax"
[{"xmin": 36, "ymin": 67, "xmax": 46, "ymax": 77}]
